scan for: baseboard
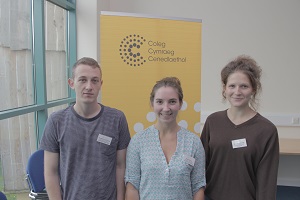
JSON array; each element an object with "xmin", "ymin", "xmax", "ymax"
[{"xmin": 277, "ymin": 178, "xmax": 300, "ymax": 187}]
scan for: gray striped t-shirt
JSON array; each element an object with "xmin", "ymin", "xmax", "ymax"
[{"xmin": 40, "ymin": 104, "xmax": 131, "ymax": 200}]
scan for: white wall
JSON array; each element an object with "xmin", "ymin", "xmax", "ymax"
[
  {"xmin": 77, "ymin": 0, "xmax": 98, "ymax": 60},
  {"xmin": 77, "ymin": 0, "xmax": 300, "ymax": 186}
]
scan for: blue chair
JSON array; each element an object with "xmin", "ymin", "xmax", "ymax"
[
  {"xmin": 0, "ymin": 191, "xmax": 7, "ymax": 200},
  {"xmin": 26, "ymin": 149, "xmax": 49, "ymax": 199}
]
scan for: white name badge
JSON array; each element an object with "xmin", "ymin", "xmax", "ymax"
[
  {"xmin": 184, "ymin": 154, "xmax": 195, "ymax": 166},
  {"xmin": 231, "ymin": 138, "xmax": 247, "ymax": 149},
  {"xmin": 97, "ymin": 134, "xmax": 112, "ymax": 145}
]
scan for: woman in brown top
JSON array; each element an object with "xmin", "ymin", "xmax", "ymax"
[{"xmin": 201, "ymin": 55, "xmax": 279, "ymax": 200}]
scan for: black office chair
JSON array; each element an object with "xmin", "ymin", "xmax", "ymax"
[
  {"xmin": 0, "ymin": 191, "xmax": 7, "ymax": 200},
  {"xmin": 26, "ymin": 149, "xmax": 49, "ymax": 199}
]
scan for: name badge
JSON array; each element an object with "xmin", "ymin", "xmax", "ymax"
[
  {"xmin": 231, "ymin": 138, "xmax": 247, "ymax": 149},
  {"xmin": 97, "ymin": 134, "xmax": 112, "ymax": 145},
  {"xmin": 184, "ymin": 154, "xmax": 195, "ymax": 166}
]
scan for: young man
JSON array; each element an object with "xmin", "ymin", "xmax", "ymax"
[{"xmin": 40, "ymin": 57, "xmax": 131, "ymax": 200}]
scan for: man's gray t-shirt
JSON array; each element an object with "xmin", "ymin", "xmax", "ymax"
[{"xmin": 40, "ymin": 104, "xmax": 131, "ymax": 200}]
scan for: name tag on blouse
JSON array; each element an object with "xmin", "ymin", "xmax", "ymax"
[
  {"xmin": 184, "ymin": 154, "xmax": 195, "ymax": 166},
  {"xmin": 97, "ymin": 134, "xmax": 112, "ymax": 145},
  {"xmin": 231, "ymin": 138, "xmax": 247, "ymax": 149}
]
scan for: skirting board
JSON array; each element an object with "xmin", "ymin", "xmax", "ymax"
[{"xmin": 277, "ymin": 177, "xmax": 300, "ymax": 187}]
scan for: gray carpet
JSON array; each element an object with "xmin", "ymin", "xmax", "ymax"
[{"xmin": 277, "ymin": 185, "xmax": 300, "ymax": 200}]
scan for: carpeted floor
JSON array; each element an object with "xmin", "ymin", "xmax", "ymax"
[{"xmin": 277, "ymin": 185, "xmax": 300, "ymax": 200}]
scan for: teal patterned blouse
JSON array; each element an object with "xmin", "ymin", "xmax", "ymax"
[{"xmin": 125, "ymin": 125, "xmax": 206, "ymax": 200}]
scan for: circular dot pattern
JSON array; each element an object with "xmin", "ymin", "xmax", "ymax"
[
  {"xmin": 134, "ymin": 122, "xmax": 144, "ymax": 132},
  {"xmin": 194, "ymin": 122, "xmax": 201, "ymax": 133},
  {"xmin": 146, "ymin": 112, "xmax": 156, "ymax": 122},
  {"xmin": 178, "ymin": 120, "xmax": 188, "ymax": 129},
  {"xmin": 194, "ymin": 102, "xmax": 201, "ymax": 112},
  {"xmin": 181, "ymin": 101, "xmax": 187, "ymax": 111},
  {"xmin": 132, "ymin": 101, "xmax": 202, "ymax": 134},
  {"xmin": 119, "ymin": 34, "xmax": 147, "ymax": 67}
]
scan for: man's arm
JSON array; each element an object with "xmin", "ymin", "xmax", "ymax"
[
  {"xmin": 44, "ymin": 150, "xmax": 62, "ymax": 200},
  {"xmin": 116, "ymin": 149, "xmax": 127, "ymax": 200}
]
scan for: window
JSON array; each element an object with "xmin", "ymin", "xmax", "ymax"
[
  {"xmin": 45, "ymin": 2, "xmax": 68, "ymax": 101},
  {"xmin": 0, "ymin": 0, "xmax": 76, "ymax": 193},
  {"xmin": 0, "ymin": 114, "xmax": 35, "ymax": 191},
  {"xmin": 0, "ymin": 0, "xmax": 33, "ymax": 111}
]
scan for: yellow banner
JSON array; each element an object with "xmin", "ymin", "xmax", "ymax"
[{"xmin": 100, "ymin": 12, "xmax": 202, "ymax": 136}]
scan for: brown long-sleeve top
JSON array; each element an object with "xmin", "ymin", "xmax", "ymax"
[{"xmin": 200, "ymin": 110, "xmax": 279, "ymax": 200}]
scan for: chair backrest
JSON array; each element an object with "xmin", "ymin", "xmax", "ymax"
[
  {"xmin": 0, "ymin": 191, "xmax": 7, "ymax": 200},
  {"xmin": 26, "ymin": 149, "xmax": 46, "ymax": 193}
]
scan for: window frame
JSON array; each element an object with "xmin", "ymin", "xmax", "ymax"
[{"xmin": 0, "ymin": 0, "xmax": 76, "ymax": 146}]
